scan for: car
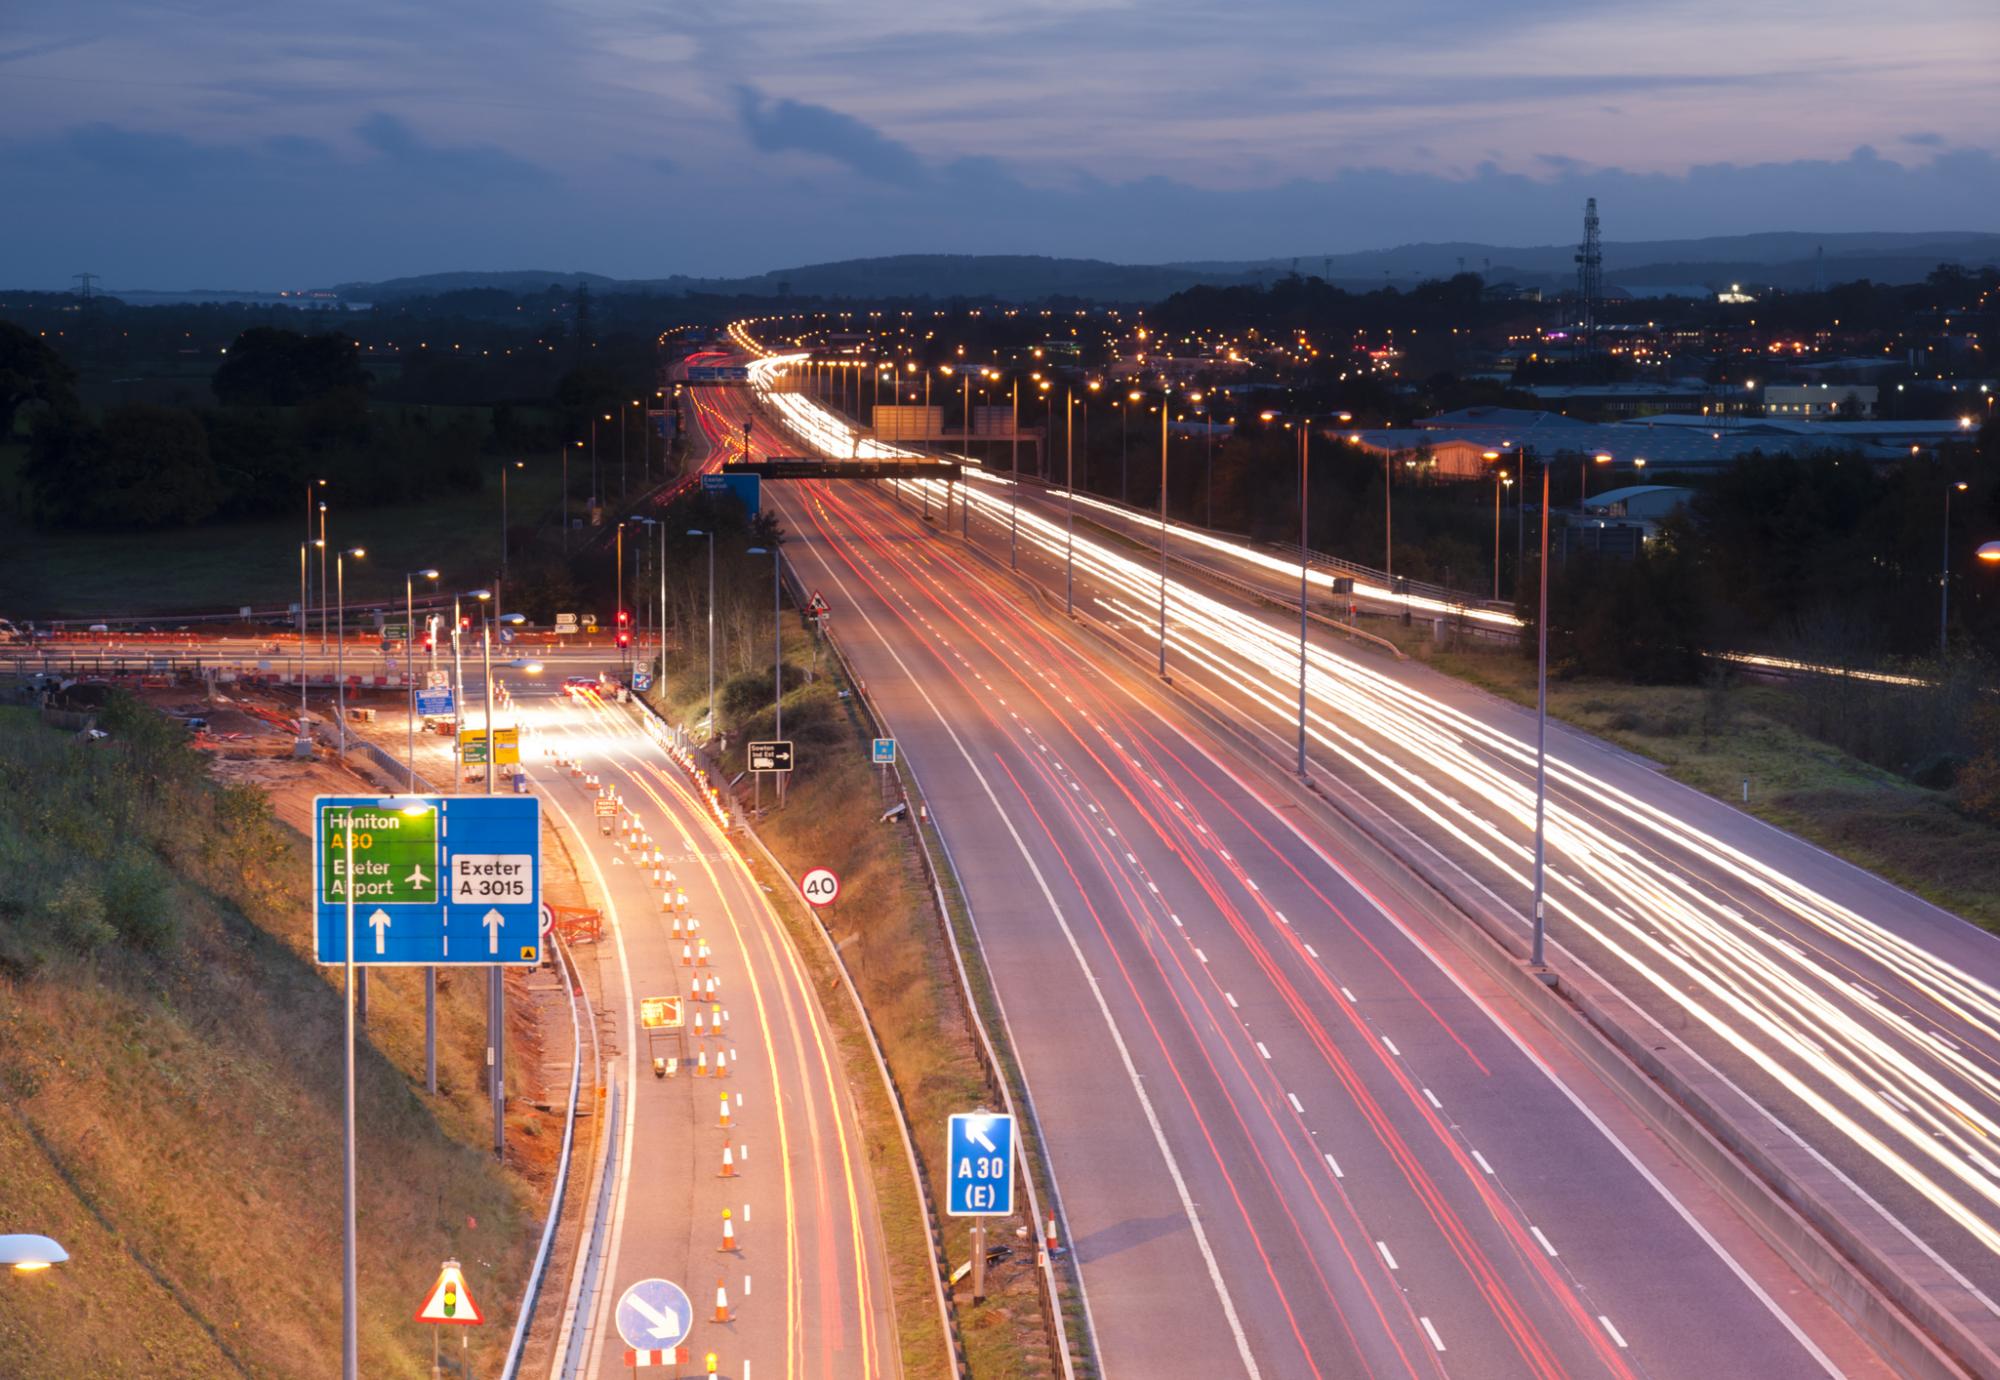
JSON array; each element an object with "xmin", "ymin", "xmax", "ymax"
[{"xmin": 562, "ymin": 676, "xmax": 601, "ymax": 696}]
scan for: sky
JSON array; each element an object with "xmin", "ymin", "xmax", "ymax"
[{"xmin": 2, "ymin": 0, "xmax": 1996, "ymax": 290}]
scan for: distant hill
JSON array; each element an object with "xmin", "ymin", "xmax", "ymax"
[{"xmin": 142, "ymin": 231, "xmax": 2000, "ymax": 307}]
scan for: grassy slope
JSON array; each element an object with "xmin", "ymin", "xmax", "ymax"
[
  {"xmin": 1384, "ymin": 628, "xmax": 2000, "ymax": 931},
  {"xmin": 0, "ymin": 701, "xmax": 536, "ymax": 1378},
  {"xmin": 648, "ymin": 622, "xmax": 1060, "ymax": 1378},
  {"xmin": 0, "ymin": 445, "xmax": 563, "ymax": 619}
]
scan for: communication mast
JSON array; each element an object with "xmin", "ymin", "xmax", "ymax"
[{"xmin": 1573, "ymin": 198, "xmax": 1602, "ymax": 355}]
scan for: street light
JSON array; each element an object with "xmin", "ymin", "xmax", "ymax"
[
  {"xmin": 1, "ymin": 1234, "xmax": 68, "ymax": 1272},
  {"xmin": 318, "ymin": 500, "xmax": 331, "ymax": 652},
  {"xmin": 687, "ymin": 528, "xmax": 717, "ymax": 738},
  {"xmin": 1484, "ymin": 453, "xmax": 1505, "ymax": 601},
  {"xmin": 1158, "ymin": 394, "xmax": 1170, "ymax": 678},
  {"xmin": 1981, "ymin": 542, "xmax": 2000, "ymax": 564},
  {"xmin": 1943, "ymin": 480, "xmax": 1971, "ymax": 657},
  {"xmin": 404, "ymin": 569, "xmax": 441, "ymax": 790},
  {"xmin": 334, "ymin": 547, "xmax": 365, "ymax": 756},
  {"xmin": 746, "ymin": 544, "xmax": 783, "ymax": 813},
  {"xmin": 500, "ymin": 459, "xmax": 524, "ymax": 582},
  {"xmin": 1297, "ymin": 421, "xmax": 1311, "ymax": 777},
  {"xmin": 304, "ymin": 478, "xmax": 326, "ymax": 652}
]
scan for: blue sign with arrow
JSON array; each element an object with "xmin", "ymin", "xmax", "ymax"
[
  {"xmin": 416, "ymin": 687, "xmax": 454, "ymax": 717},
  {"xmin": 313, "ymin": 795, "xmax": 542, "ymax": 967},
  {"xmin": 946, "ymin": 1112, "xmax": 1015, "ymax": 1217},
  {"xmin": 615, "ymin": 1278, "xmax": 693, "ymax": 1353}
]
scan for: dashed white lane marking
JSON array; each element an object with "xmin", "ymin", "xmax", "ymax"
[
  {"xmin": 1304, "ymin": 944, "xmax": 1320, "ymax": 959},
  {"xmin": 1194, "ymin": 947, "xmax": 1208, "ymax": 964},
  {"xmin": 1382, "ymin": 1036, "xmax": 1401, "ymax": 1057},
  {"xmin": 744, "ymin": 1274, "xmax": 752, "ymax": 1296},
  {"xmin": 1287, "ymin": 1092, "xmax": 1304, "ymax": 1114},
  {"xmin": 1170, "ymin": 914, "xmax": 1184, "ymax": 927},
  {"xmin": 1472, "ymin": 1151, "xmax": 1495, "ymax": 1175},
  {"xmin": 1531, "ymin": 1226, "xmax": 1559, "ymax": 1257},
  {"xmin": 1257, "ymin": 1042, "xmax": 1272, "ymax": 1060},
  {"xmin": 1245, "ymin": 878, "xmax": 1259, "ymax": 892},
  {"xmin": 1420, "ymin": 1317, "xmax": 1446, "ymax": 1352},
  {"xmin": 1272, "ymin": 910, "xmax": 1288, "ymax": 926},
  {"xmin": 1225, "ymin": 992, "xmax": 1239, "ymax": 1009},
  {"xmin": 1376, "ymin": 1241, "xmax": 1399, "ymax": 1270},
  {"xmin": 1340, "ymin": 986, "xmax": 1356, "ymax": 1001},
  {"xmin": 1422, "ymin": 1088, "xmax": 1442, "ymax": 1110},
  {"xmin": 1324, "ymin": 1153, "xmax": 1343, "ymax": 1179},
  {"xmin": 1599, "ymin": 1315, "xmax": 1629, "ymax": 1349}
]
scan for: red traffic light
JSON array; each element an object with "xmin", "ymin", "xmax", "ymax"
[
  {"xmin": 616, "ymin": 632, "xmax": 631, "ymax": 648},
  {"xmin": 616, "ymin": 610, "xmax": 630, "ymax": 625}
]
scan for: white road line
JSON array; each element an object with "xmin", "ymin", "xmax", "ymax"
[
  {"xmin": 1382, "ymin": 1036, "xmax": 1400, "ymax": 1056},
  {"xmin": 1195, "ymin": 947, "xmax": 1208, "ymax": 963},
  {"xmin": 1324, "ymin": 1152, "xmax": 1343, "ymax": 1178},
  {"xmin": 1225, "ymin": 992, "xmax": 1239, "ymax": 1008},
  {"xmin": 1303, "ymin": 944, "xmax": 1319, "ymax": 958},
  {"xmin": 1531, "ymin": 1226, "xmax": 1558, "ymax": 1257},
  {"xmin": 1257, "ymin": 1042, "xmax": 1272, "ymax": 1060},
  {"xmin": 1472, "ymin": 1150, "xmax": 1494, "ymax": 1175},
  {"xmin": 1420, "ymin": 1317, "xmax": 1446, "ymax": 1352},
  {"xmin": 1599, "ymin": 1315, "xmax": 1629, "ymax": 1349},
  {"xmin": 1340, "ymin": 986, "xmax": 1356, "ymax": 1001},
  {"xmin": 1422, "ymin": 1088, "xmax": 1442, "ymax": 1109},
  {"xmin": 1287, "ymin": 1092, "xmax": 1304, "ymax": 1114},
  {"xmin": 1376, "ymin": 1241, "xmax": 1398, "ymax": 1270}
]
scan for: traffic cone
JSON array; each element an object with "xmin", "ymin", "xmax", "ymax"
[
  {"xmin": 719, "ymin": 1143, "xmax": 735, "ymax": 1178},
  {"xmin": 692, "ymin": 1009, "xmax": 706, "ymax": 1040},
  {"xmin": 651, "ymin": 867, "xmax": 663, "ymax": 886},
  {"xmin": 695, "ymin": 1049, "xmax": 709, "ymax": 1078},
  {"xmin": 696, "ymin": 940, "xmax": 709, "ymax": 968},
  {"xmin": 1046, "ymin": 1212, "xmax": 1061, "ymax": 1255},
  {"xmin": 713, "ymin": 1280, "xmax": 730, "ymax": 1323},
  {"xmin": 662, "ymin": 892, "xmax": 674, "ymax": 915},
  {"xmin": 718, "ymin": 1091, "xmax": 732, "ymax": 1130},
  {"xmin": 670, "ymin": 914, "xmax": 683, "ymax": 939},
  {"xmin": 720, "ymin": 1208, "xmax": 737, "ymax": 1251},
  {"xmin": 717, "ymin": 1048, "xmax": 732, "ymax": 1079},
  {"xmin": 681, "ymin": 942, "xmax": 693, "ymax": 967},
  {"xmin": 689, "ymin": 916, "xmax": 701, "ymax": 937}
]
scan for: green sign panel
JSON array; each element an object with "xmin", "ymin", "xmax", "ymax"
[
  {"xmin": 383, "ymin": 623, "xmax": 409, "ymax": 640},
  {"xmin": 320, "ymin": 806, "xmax": 440, "ymax": 905}
]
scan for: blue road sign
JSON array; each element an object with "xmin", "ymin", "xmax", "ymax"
[
  {"xmin": 416, "ymin": 687, "xmax": 454, "ymax": 717},
  {"xmin": 872, "ymin": 737, "xmax": 897, "ymax": 766},
  {"xmin": 946, "ymin": 1112, "xmax": 1016, "ymax": 1217},
  {"xmin": 631, "ymin": 669, "xmax": 653, "ymax": 692},
  {"xmin": 700, "ymin": 471, "xmax": 761, "ymax": 515},
  {"xmin": 313, "ymin": 795, "xmax": 542, "ymax": 967},
  {"xmin": 615, "ymin": 1278, "xmax": 693, "ymax": 1352}
]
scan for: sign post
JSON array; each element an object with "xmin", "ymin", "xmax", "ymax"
[{"xmin": 947, "ymin": 1111, "xmax": 1016, "ymax": 1303}]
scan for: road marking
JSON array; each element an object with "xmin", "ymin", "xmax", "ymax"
[
  {"xmin": 1287, "ymin": 1092, "xmax": 1304, "ymax": 1114},
  {"xmin": 1303, "ymin": 944, "xmax": 1319, "ymax": 959},
  {"xmin": 1340, "ymin": 986, "xmax": 1356, "ymax": 1001},
  {"xmin": 1420, "ymin": 1317, "xmax": 1445, "ymax": 1352},
  {"xmin": 1599, "ymin": 1315, "xmax": 1629, "ymax": 1349},
  {"xmin": 1531, "ymin": 1226, "xmax": 1558, "ymax": 1257},
  {"xmin": 1257, "ymin": 1042, "xmax": 1272, "ymax": 1060},
  {"xmin": 1422, "ymin": 1088, "xmax": 1442, "ymax": 1109},
  {"xmin": 1225, "ymin": 992, "xmax": 1238, "ymax": 1008},
  {"xmin": 1472, "ymin": 1150, "xmax": 1494, "ymax": 1175},
  {"xmin": 1195, "ymin": 947, "xmax": 1208, "ymax": 963},
  {"xmin": 1382, "ymin": 1036, "xmax": 1400, "ymax": 1056},
  {"xmin": 1376, "ymin": 1241, "xmax": 1398, "ymax": 1270},
  {"xmin": 1324, "ymin": 1153, "xmax": 1343, "ymax": 1178}
]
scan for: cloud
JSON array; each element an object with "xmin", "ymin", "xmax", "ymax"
[
  {"xmin": 1902, "ymin": 131, "xmax": 1946, "ymax": 146},
  {"xmin": 733, "ymin": 84, "xmax": 928, "ymax": 186}
]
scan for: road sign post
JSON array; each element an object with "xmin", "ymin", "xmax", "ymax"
[{"xmin": 948, "ymin": 1111, "xmax": 1016, "ymax": 1305}]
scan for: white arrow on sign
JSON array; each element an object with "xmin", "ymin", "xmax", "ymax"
[
  {"xmin": 483, "ymin": 908, "xmax": 505, "ymax": 955},
  {"xmin": 969, "ymin": 1120, "xmax": 998, "ymax": 1153},
  {"xmin": 627, "ymin": 1294, "xmax": 682, "ymax": 1341},
  {"xmin": 368, "ymin": 909, "xmax": 391, "ymax": 956}
]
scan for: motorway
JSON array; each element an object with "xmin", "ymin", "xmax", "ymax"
[
  {"xmin": 685, "ymin": 374, "xmax": 1889, "ymax": 1377},
  {"xmin": 728, "ymin": 345, "xmax": 2000, "ymax": 1362},
  {"xmin": 506, "ymin": 676, "xmax": 899, "ymax": 1378}
]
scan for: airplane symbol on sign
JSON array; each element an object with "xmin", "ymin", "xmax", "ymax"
[{"xmin": 406, "ymin": 864, "xmax": 430, "ymax": 889}]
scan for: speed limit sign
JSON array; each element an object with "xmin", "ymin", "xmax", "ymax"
[{"xmin": 800, "ymin": 867, "xmax": 841, "ymax": 908}]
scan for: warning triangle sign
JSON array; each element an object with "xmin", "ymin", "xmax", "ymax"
[{"xmin": 415, "ymin": 1260, "xmax": 484, "ymax": 1325}]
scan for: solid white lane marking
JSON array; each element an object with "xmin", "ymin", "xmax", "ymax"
[
  {"xmin": 1600, "ymin": 1315, "xmax": 1629, "ymax": 1349},
  {"xmin": 1376, "ymin": 1241, "xmax": 1398, "ymax": 1270},
  {"xmin": 1324, "ymin": 1153, "xmax": 1343, "ymax": 1178},
  {"xmin": 1420, "ymin": 1317, "xmax": 1445, "ymax": 1352},
  {"xmin": 1531, "ymin": 1226, "xmax": 1558, "ymax": 1257}
]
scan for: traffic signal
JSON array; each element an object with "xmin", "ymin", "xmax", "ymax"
[
  {"xmin": 616, "ymin": 609, "xmax": 630, "ymax": 647},
  {"xmin": 617, "ymin": 631, "xmax": 631, "ymax": 648}
]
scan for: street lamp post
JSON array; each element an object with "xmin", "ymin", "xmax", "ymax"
[
  {"xmin": 298, "ymin": 541, "xmax": 314, "ymax": 754},
  {"xmin": 1383, "ymin": 451, "xmax": 1393, "ymax": 581},
  {"xmin": 304, "ymin": 478, "xmax": 325, "ymax": 647},
  {"xmin": 319, "ymin": 501, "xmax": 331, "ymax": 653},
  {"xmin": 1124, "ymin": 391, "xmax": 1139, "ymax": 504},
  {"xmin": 335, "ymin": 548, "xmax": 365, "ymax": 757},
  {"xmin": 405, "ymin": 569, "xmax": 440, "ymax": 790},
  {"xmin": 1297, "ymin": 422, "xmax": 1310, "ymax": 777},
  {"xmin": 747, "ymin": 544, "xmax": 783, "ymax": 811},
  {"xmin": 500, "ymin": 459, "xmax": 523, "ymax": 582},
  {"xmin": 1158, "ymin": 397, "xmax": 1170, "ymax": 678},
  {"xmin": 1484, "ymin": 453, "xmax": 1505, "ymax": 601},
  {"xmin": 1065, "ymin": 388, "xmax": 1076, "ymax": 616},
  {"xmin": 1943, "ymin": 480, "xmax": 1970, "ymax": 658},
  {"xmin": 688, "ymin": 529, "xmax": 716, "ymax": 738},
  {"xmin": 1531, "ymin": 463, "xmax": 1552, "ymax": 969},
  {"xmin": 1010, "ymin": 379, "xmax": 1020, "ymax": 569}
]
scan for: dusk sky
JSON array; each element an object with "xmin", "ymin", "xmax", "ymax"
[{"xmin": 4, "ymin": 0, "xmax": 1996, "ymax": 290}]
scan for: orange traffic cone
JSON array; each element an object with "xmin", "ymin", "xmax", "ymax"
[
  {"xmin": 718, "ymin": 1091, "xmax": 732, "ymax": 1130},
  {"xmin": 695, "ymin": 1049, "xmax": 709, "ymax": 1078},
  {"xmin": 681, "ymin": 942, "xmax": 693, "ymax": 967},
  {"xmin": 696, "ymin": 940, "xmax": 710, "ymax": 968},
  {"xmin": 692, "ymin": 1009, "xmax": 706, "ymax": 1040},
  {"xmin": 713, "ymin": 1279, "xmax": 731, "ymax": 1323},
  {"xmin": 1046, "ymin": 1212, "xmax": 1061, "ymax": 1254},
  {"xmin": 719, "ymin": 1143, "xmax": 736, "ymax": 1178},
  {"xmin": 717, "ymin": 1048, "xmax": 732, "ymax": 1079},
  {"xmin": 720, "ymin": 1208, "xmax": 737, "ymax": 1251}
]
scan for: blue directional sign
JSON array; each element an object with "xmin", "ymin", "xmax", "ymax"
[
  {"xmin": 416, "ymin": 687, "xmax": 454, "ymax": 717},
  {"xmin": 700, "ymin": 471, "xmax": 761, "ymax": 515},
  {"xmin": 871, "ymin": 737, "xmax": 897, "ymax": 766},
  {"xmin": 630, "ymin": 669, "xmax": 653, "ymax": 692},
  {"xmin": 615, "ymin": 1278, "xmax": 693, "ymax": 1353},
  {"xmin": 946, "ymin": 1112, "xmax": 1016, "ymax": 1217},
  {"xmin": 313, "ymin": 795, "xmax": 542, "ymax": 967}
]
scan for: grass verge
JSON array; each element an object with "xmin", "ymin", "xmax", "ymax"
[
  {"xmin": 1372, "ymin": 622, "xmax": 2000, "ymax": 932},
  {"xmin": 0, "ymin": 693, "xmax": 543, "ymax": 1378}
]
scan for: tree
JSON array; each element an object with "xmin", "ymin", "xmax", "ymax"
[
  {"xmin": 212, "ymin": 328, "xmax": 370, "ymax": 407},
  {"xmin": 27, "ymin": 404, "xmax": 220, "ymax": 528},
  {"xmin": 0, "ymin": 318, "xmax": 81, "ymax": 436}
]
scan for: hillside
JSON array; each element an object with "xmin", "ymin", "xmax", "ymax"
[{"xmin": 0, "ymin": 696, "xmax": 539, "ymax": 1378}]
